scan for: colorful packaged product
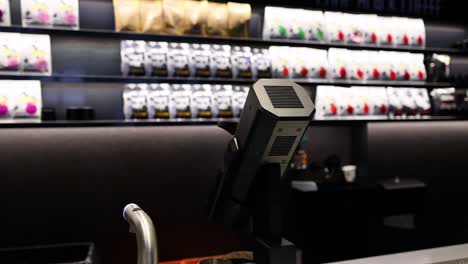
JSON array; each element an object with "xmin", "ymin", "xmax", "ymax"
[
  {"xmin": 51, "ymin": 0, "xmax": 79, "ymax": 29},
  {"xmin": 162, "ymin": 0, "xmax": 187, "ymax": 35},
  {"xmin": 251, "ymin": 48, "xmax": 272, "ymax": 79},
  {"xmin": 210, "ymin": 44, "xmax": 232, "ymax": 78},
  {"xmin": 337, "ymin": 87, "xmax": 356, "ymax": 116},
  {"xmin": 0, "ymin": 33, "xmax": 21, "ymax": 73},
  {"xmin": 305, "ymin": 10, "xmax": 325, "ymax": 42},
  {"xmin": 269, "ymin": 46, "xmax": 291, "ymax": 78},
  {"xmin": 369, "ymin": 87, "xmax": 389, "ymax": 116},
  {"xmin": 168, "ymin": 42, "xmax": 190, "ymax": 77},
  {"xmin": 379, "ymin": 17, "xmax": 396, "ymax": 46},
  {"xmin": 145, "ymin": 41, "xmax": 168, "ymax": 77},
  {"xmin": 352, "ymin": 87, "xmax": 372, "ymax": 116},
  {"xmin": 0, "ymin": 0, "xmax": 11, "ymax": 26},
  {"xmin": 140, "ymin": 0, "xmax": 164, "ymax": 33},
  {"xmin": 410, "ymin": 88, "xmax": 431, "ymax": 116},
  {"xmin": 232, "ymin": 46, "xmax": 252, "ymax": 79},
  {"xmin": 203, "ymin": 2, "xmax": 228, "ymax": 36},
  {"xmin": 363, "ymin": 51, "xmax": 383, "ymax": 80},
  {"xmin": 386, "ymin": 87, "xmax": 403, "ymax": 117},
  {"xmin": 227, "ymin": 2, "xmax": 251, "ymax": 38},
  {"xmin": 361, "ymin": 14, "xmax": 380, "ymax": 45},
  {"xmin": 315, "ymin": 86, "xmax": 339, "ymax": 118},
  {"xmin": 410, "ymin": 18, "xmax": 426, "ymax": 47},
  {"xmin": 170, "ymin": 84, "xmax": 192, "ymax": 118},
  {"xmin": 21, "ymin": 34, "xmax": 52, "ymax": 75},
  {"xmin": 21, "ymin": 0, "xmax": 52, "ymax": 27},
  {"xmin": 262, "ymin": 6, "xmax": 290, "ymax": 40},
  {"xmin": 147, "ymin": 83, "xmax": 171, "ymax": 119},
  {"xmin": 347, "ymin": 50, "xmax": 366, "ymax": 81},
  {"xmin": 324, "ymin": 12, "xmax": 349, "ymax": 43},
  {"xmin": 189, "ymin": 43, "xmax": 211, "ymax": 78},
  {"xmin": 183, "ymin": 0, "xmax": 208, "ymax": 35},
  {"xmin": 191, "ymin": 84, "xmax": 213, "ymax": 118},
  {"xmin": 288, "ymin": 9, "xmax": 309, "ymax": 40},
  {"xmin": 232, "ymin": 85, "xmax": 248, "ymax": 118},
  {"xmin": 0, "ymin": 81, "xmax": 15, "ymax": 119},
  {"xmin": 113, "ymin": 0, "xmax": 141, "ymax": 32},
  {"xmin": 12, "ymin": 80, "xmax": 42, "ymax": 119},
  {"xmin": 407, "ymin": 53, "xmax": 426, "ymax": 81},
  {"xmin": 212, "ymin": 84, "xmax": 233, "ymax": 118},
  {"xmin": 346, "ymin": 13, "xmax": 364, "ymax": 44},
  {"xmin": 328, "ymin": 48, "xmax": 348, "ymax": 80},
  {"xmin": 123, "ymin": 84, "xmax": 148, "ymax": 119},
  {"xmin": 121, "ymin": 40, "xmax": 146, "ymax": 76}
]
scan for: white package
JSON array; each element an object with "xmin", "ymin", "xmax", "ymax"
[
  {"xmin": 328, "ymin": 48, "xmax": 349, "ymax": 80},
  {"xmin": 189, "ymin": 43, "xmax": 211, "ymax": 78},
  {"xmin": 21, "ymin": 0, "xmax": 53, "ymax": 27},
  {"xmin": 379, "ymin": 17, "xmax": 396, "ymax": 46},
  {"xmin": 315, "ymin": 86, "xmax": 339, "ymax": 119},
  {"xmin": 262, "ymin": 6, "xmax": 290, "ymax": 40},
  {"xmin": 0, "ymin": 0, "xmax": 11, "ymax": 26},
  {"xmin": 288, "ymin": 9, "xmax": 308, "ymax": 40},
  {"xmin": 121, "ymin": 40, "xmax": 146, "ymax": 76},
  {"xmin": 12, "ymin": 80, "xmax": 42, "ymax": 119},
  {"xmin": 168, "ymin": 43, "xmax": 190, "ymax": 77},
  {"xmin": 145, "ymin": 41, "xmax": 169, "ymax": 77},
  {"xmin": 21, "ymin": 34, "xmax": 52, "ymax": 75},
  {"xmin": 410, "ymin": 18, "xmax": 426, "ymax": 47},
  {"xmin": 147, "ymin": 83, "xmax": 171, "ymax": 119},
  {"xmin": 325, "ymin": 12, "xmax": 348, "ymax": 43},
  {"xmin": 0, "ymin": 33, "xmax": 22, "ymax": 73},
  {"xmin": 191, "ymin": 84, "xmax": 213, "ymax": 118},
  {"xmin": 352, "ymin": 87, "xmax": 371, "ymax": 116},
  {"xmin": 337, "ymin": 87, "xmax": 356, "ymax": 116},
  {"xmin": 410, "ymin": 88, "xmax": 431, "ymax": 116},
  {"xmin": 379, "ymin": 51, "xmax": 398, "ymax": 81},
  {"xmin": 170, "ymin": 84, "xmax": 192, "ymax": 119},
  {"xmin": 232, "ymin": 85, "xmax": 248, "ymax": 118},
  {"xmin": 210, "ymin": 44, "xmax": 232, "ymax": 78},
  {"xmin": 212, "ymin": 84, "xmax": 233, "ymax": 118},
  {"xmin": 361, "ymin": 14, "xmax": 380, "ymax": 45},
  {"xmin": 363, "ymin": 51, "xmax": 383, "ymax": 80},
  {"xmin": 123, "ymin": 84, "xmax": 148, "ymax": 119},
  {"xmin": 346, "ymin": 13, "xmax": 364, "ymax": 44},
  {"xmin": 407, "ymin": 53, "xmax": 426, "ymax": 81},
  {"xmin": 305, "ymin": 10, "xmax": 325, "ymax": 41},
  {"xmin": 269, "ymin": 46, "xmax": 291, "ymax": 78},
  {"xmin": 369, "ymin": 87, "xmax": 389, "ymax": 116},
  {"xmin": 347, "ymin": 50, "xmax": 366, "ymax": 81},
  {"xmin": 0, "ymin": 81, "xmax": 15, "ymax": 119},
  {"xmin": 394, "ymin": 17, "xmax": 411, "ymax": 46},
  {"xmin": 51, "ymin": 0, "xmax": 79, "ymax": 29},
  {"xmin": 231, "ymin": 46, "xmax": 252, "ymax": 79},
  {"xmin": 251, "ymin": 48, "xmax": 272, "ymax": 79},
  {"xmin": 386, "ymin": 87, "xmax": 403, "ymax": 117},
  {"xmin": 306, "ymin": 48, "xmax": 328, "ymax": 79}
]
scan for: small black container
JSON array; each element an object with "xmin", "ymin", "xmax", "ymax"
[
  {"xmin": 66, "ymin": 106, "xmax": 95, "ymax": 121},
  {"xmin": 41, "ymin": 107, "xmax": 57, "ymax": 121}
]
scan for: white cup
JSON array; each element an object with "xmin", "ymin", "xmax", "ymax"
[{"xmin": 342, "ymin": 165, "xmax": 357, "ymax": 183}]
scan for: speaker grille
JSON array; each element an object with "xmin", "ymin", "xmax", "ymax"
[
  {"xmin": 265, "ymin": 86, "xmax": 303, "ymax": 108},
  {"xmin": 269, "ymin": 136, "xmax": 297, "ymax": 157}
]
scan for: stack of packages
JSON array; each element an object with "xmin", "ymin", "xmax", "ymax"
[
  {"xmin": 113, "ymin": 0, "xmax": 251, "ymax": 38},
  {"xmin": 21, "ymin": 0, "xmax": 80, "ymax": 29},
  {"xmin": 0, "ymin": 80, "xmax": 42, "ymax": 120},
  {"xmin": 315, "ymin": 86, "xmax": 431, "ymax": 120},
  {"xmin": 123, "ymin": 83, "xmax": 249, "ymax": 120}
]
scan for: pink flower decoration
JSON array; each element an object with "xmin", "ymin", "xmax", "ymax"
[
  {"xmin": 35, "ymin": 59, "xmax": 48, "ymax": 72},
  {"xmin": 26, "ymin": 103, "xmax": 37, "ymax": 115},
  {"xmin": 37, "ymin": 10, "xmax": 50, "ymax": 23},
  {"xmin": 65, "ymin": 11, "xmax": 77, "ymax": 25},
  {"xmin": 0, "ymin": 104, "xmax": 8, "ymax": 116}
]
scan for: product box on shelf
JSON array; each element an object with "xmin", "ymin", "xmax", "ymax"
[
  {"xmin": 251, "ymin": 48, "xmax": 272, "ymax": 79},
  {"xmin": 232, "ymin": 85, "xmax": 248, "ymax": 118},
  {"xmin": 22, "ymin": 0, "xmax": 79, "ymax": 29},
  {"xmin": 352, "ymin": 87, "xmax": 372, "ymax": 115},
  {"xmin": 231, "ymin": 46, "xmax": 252, "ymax": 79},
  {"xmin": 380, "ymin": 51, "xmax": 399, "ymax": 81},
  {"xmin": 346, "ymin": 13, "xmax": 365, "ymax": 44},
  {"xmin": 387, "ymin": 87, "xmax": 403, "ymax": 116},
  {"xmin": 328, "ymin": 48, "xmax": 348, "ymax": 80},
  {"xmin": 121, "ymin": 40, "xmax": 146, "ymax": 76},
  {"xmin": 290, "ymin": 47, "xmax": 311, "ymax": 79},
  {"xmin": 407, "ymin": 53, "xmax": 427, "ymax": 81},
  {"xmin": 211, "ymin": 84, "xmax": 233, "ymax": 118},
  {"xmin": 394, "ymin": 17, "xmax": 411, "ymax": 46},
  {"xmin": 145, "ymin": 41, "xmax": 169, "ymax": 77},
  {"xmin": 288, "ymin": 9, "xmax": 309, "ymax": 40},
  {"xmin": 347, "ymin": 50, "xmax": 366, "ymax": 81},
  {"xmin": 409, "ymin": 18, "xmax": 426, "ymax": 47},
  {"xmin": 226, "ymin": 2, "xmax": 251, "ymax": 38},
  {"xmin": 315, "ymin": 86, "xmax": 339, "ymax": 119},
  {"xmin": 269, "ymin": 46, "xmax": 291, "ymax": 78},
  {"xmin": 191, "ymin": 84, "xmax": 213, "ymax": 118},
  {"xmin": 307, "ymin": 48, "xmax": 328, "ymax": 79},
  {"xmin": 210, "ymin": 45, "xmax": 232, "ymax": 78},
  {"xmin": 262, "ymin": 6, "xmax": 290, "ymax": 40},
  {"xmin": 113, "ymin": 0, "xmax": 141, "ymax": 32},
  {"xmin": 147, "ymin": 83, "xmax": 171, "ymax": 119},
  {"xmin": 379, "ymin": 17, "xmax": 396, "ymax": 46},
  {"xmin": 203, "ymin": 1, "xmax": 228, "ymax": 36},
  {"xmin": 123, "ymin": 83, "xmax": 148, "ymax": 119},
  {"xmin": 305, "ymin": 10, "xmax": 326, "ymax": 42},
  {"xmin": 369, "ymin": 87, "xmax": 389, "ymax": 116},
  {"xmin": 337, "ymin": 87, "xmax": 356, "ymax": 116},
  {"xmin": 168, "ymin": 42, "xmax": 190, "ymax": 77},
  {"xmin": 0, "ymin": 33, "xmax": 22, "ymax": 73},
  {"xmin": 21, "ymin": 34, "xmax": 52, "ymax": 75},
  {"xmin": 170, "ymin": 84, "xmax": 192, "ymax": 118},
  {"xmin": 0, "ymin": 0, "xmax": 11, "ymax": 26},
  {"xmin": 140, "ymin": 0, "xmax": 164, "ymax": 34},
  {"xmin": 430, "ymin": 88, "xmax": 457, "ymax": 115},
  {"xmin": 325, "ymin": 12, "xmax": 349, "ymax": 43},
  {"xmin": 410, "ymin": 88, "xmax": 431, "ymax": 115},
  {"xmin": 12, "ymin": 80, "xmax": 42, "ymax": 119},
  {"xmin": 361, "ymin": 14, "xmax": 380, "ymax": 45},
  {"xmin": 0, "ymin": 81, "xmax": 15, "ymax": 119},
  {"xmin": 363, "ymin": 51, "xmax": 383, "ymax": 80},
  {"xmin": 189, "ymin": 43, "xmax": 211, "ymax": 78}
]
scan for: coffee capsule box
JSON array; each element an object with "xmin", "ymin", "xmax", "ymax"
[
  {"xmin": 386, "ymin": 87, "xmax": 403, "ymax": 117},
  {"xmin": 288, "ymin": 9, "xmax": 309, "ymax": 40},
  {"xmin": 328, "ymin": 48, "xmax": 349, "ymax": 80},
  {"xmin": 51, "ymin": 0, "xmax": 79, "ymax": 29},
  {"xmin": 269, "ymin": 46, "xmax": 291, "ymax": 78},
  {"xmin": 352, "ymin": 87, "xmax": 372, "ymax": 116},
  {"xmin": 305, "ymin": 10, "xmax": 325, "ymax": 42},
  {"xmin": 170, "ymin": 84, "xmax": 192, "ymax": 119},
  {"xmin": 12, "ymin": 80, "xmax": 42, "ymax": 119},
  {"xmin": 325, "ymin": 12, "xmax": 349, "ymax": 43},
  {"xmin": 123, "ymin": 84, "xmax": 148, "ymax": 120},
  {"xmin": 191, "ymin": 84, "xmax": 213, "ymax": 118},
  {"xmin": 231, "ymin": 46, "xmax": 253, "ymax": 79},
  {"xmin": 347, "ymin": 50, "xmax": 367, "ymax": 81},
  {"xmin": 379, "ymin": 17, "xmax": 396, "ymax": 46},
  {"xmin": 147, "ymin": 83, "xmax": 171, "ymax": 119},
  {"xmin": 145, "ymin": 41, "xmax": 169, "ymax": 77},
  {"xmin": 121, "ymin": 40, "xmax": 146, "ymax": 76},
  {"xmin": 361, "ymin": 14, "xmax": 380, "ymax": 45},
  {"xmin": 21, "ymin": 34, "xmax": 52, "ymax": 75},
  {"xmin": 369, "ymin": 87, "xmax": 389, "ymax": 116},
  {"xmin": 262, "ymin": 6, "xmax": 290, "ymax": 40},
  {"xmin": 168, "ymin": 43, "xmax": 190, "ymax": 77},
  {"xmin": 407, "ymin": 53, "xmax": 427, "ymax": 81},
  {"xmin": 212, "ymin": 84, "xmax": 233, "ymax": 118},
  {"xmin": 410, "ymin": 88, "xmax": 431, "ymax": 116},
  {"xmin": 210, "ymin": 44, "xmax": 232, "ymax": 78},
  {"xmin": 337, "ymin": 87, "xmax": 357, "ymax": 116},
  {"xmin": 21, "ymin": 0, "xmax": 53, "ymax": 27},
  {"xmin": 0, "ymin": 0, "xmax": 11, "ymax": 26},
  {"xmin": 251, "ymin": 48, "xmax": 272, "ymax": 79},
  {"xmin": 346, "ymin": 13, "xmax": 364, "ymax": 44},
  {"xmin": 189, "ymin": 43, "xmax": 211, "ymax": 78},
  {"xmin": 315, "ymin": 86, "xmax": 339, "ymax": 118},
  {"xmin": 363, "ymin": 51, "xmax": 383, "ymax": 80},
  {"xmin": 0, "ymin": 33, "xmax": 22, "ymax": 73}
]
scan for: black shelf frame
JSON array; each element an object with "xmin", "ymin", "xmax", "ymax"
[
  {"xmin": 0, "ymin": 25, "xmax": 465, "ymax": 55},
  {"xmin": 1, "ymin": 116, "xmax": 465, "ymax": 128},
  {"xmin": 0, "ymin": 73, "xmax": 454, "ymax": 88}
]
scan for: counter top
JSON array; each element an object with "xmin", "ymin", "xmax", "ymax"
[{"xmin": 326, "ymin": 243, "xmax": 468, "ymax": 264}]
